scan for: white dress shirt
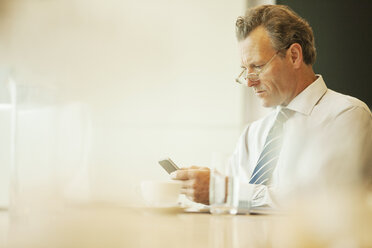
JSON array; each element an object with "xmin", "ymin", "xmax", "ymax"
[{"xmin": 232, "ymin": 75, "xmax": 372, "ymax": 207}]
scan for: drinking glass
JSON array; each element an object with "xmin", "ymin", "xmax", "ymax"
[{"xmin": 209, "ymin": 153, "xmax": 239, "ymax": 215}]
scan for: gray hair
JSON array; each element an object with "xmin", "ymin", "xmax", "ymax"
[{"xmin": 236, "ymin": 5, "xmax": 316, "ymax": 65}]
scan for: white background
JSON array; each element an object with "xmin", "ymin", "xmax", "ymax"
[{"xmin": 0, "ymin": 0, "xmax": 272, "ymax": 206}]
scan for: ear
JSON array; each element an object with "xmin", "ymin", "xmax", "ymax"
[{"xmin": 287, "ymin": 43, "xmax": 303, "ymax": 69}]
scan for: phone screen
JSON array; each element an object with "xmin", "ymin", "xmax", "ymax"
[{"xmin": 158, "ymin": 158, "xmax": 180, "ymax": 174}]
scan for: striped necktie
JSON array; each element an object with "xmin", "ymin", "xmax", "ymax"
[{"xmin": 249, "ymin": 108, "xmax": 290, "ymax": 185}]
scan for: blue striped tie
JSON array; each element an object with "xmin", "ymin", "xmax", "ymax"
[{"xmin": 249, "ymin": 109, "xmax": 290, "ymax": 185}]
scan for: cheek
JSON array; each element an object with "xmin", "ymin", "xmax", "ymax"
[
  {"xmin": 261, "ymin": 67, "xmax": 282, "ymax": 92},
  {"xmin": 271, "ymin": 82, "xmax": 290, "ymax": 103},
  {"xmin": 263, "ymin": 79, "xmax": 279, "ymax": 94},
  {"xmin": 273, "ymin": 63, "xmax": 293, "ymax": 92},
  {"xmin": 267, "ymin": 70, "xmax": 288, "ymax": 94},
  {"xmin": 273, "ymin": 81, "xmax": 285, "ymax": 93}
]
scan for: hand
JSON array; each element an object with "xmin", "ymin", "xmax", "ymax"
[{"xmin": 171, "ymin": 166, "xmax": 210, "ymax": 205}]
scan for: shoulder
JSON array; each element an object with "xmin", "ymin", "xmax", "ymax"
[
  {"xmin": 319, "ymin": 89, "xmax": 371, "ymax": 118},
  {"xmin": 314, "ymin": 90, "xmax": 371, "ymax": 135}
]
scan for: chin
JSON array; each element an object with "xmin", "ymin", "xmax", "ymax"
[
  {"xmin": 259, "ymin": 94, "xmax": 284, "ymax": 108},
  {"xmin": 260, "ymin": 100, "xmax": 274, "ymax": 108}
]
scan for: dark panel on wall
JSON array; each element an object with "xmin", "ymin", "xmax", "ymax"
[{"xmin": 277, "ymin": 0, "xmax": 372, "ymax": 107}]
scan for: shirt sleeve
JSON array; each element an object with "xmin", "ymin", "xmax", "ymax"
[
  {"xmin": 233, "ymin": 105, "xmax": 372, "ymax": 208},
  {"xmin": 280, "ymin": 105, "xmax": 372, "ymax": 199},
  {"xmin": 241, "ymin": 183, "xmax": 277, "ymax": 207},
  {"xmin": 322, "ymin": 105, "xmax": 372, "ymax": 187}
]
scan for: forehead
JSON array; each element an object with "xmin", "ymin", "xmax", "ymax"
[{"xmin": 238, "ymin": 26, "xmax": 275, "ymax": 65}]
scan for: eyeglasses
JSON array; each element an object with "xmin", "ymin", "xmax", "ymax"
[{"xmin": 235, "ymin": 52, "xmax": 278, "ymax": 85}]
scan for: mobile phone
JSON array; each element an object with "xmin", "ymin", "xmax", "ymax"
[{"xmin": 158, "ymin": 158, "xmax": 180, "ymax": 174}]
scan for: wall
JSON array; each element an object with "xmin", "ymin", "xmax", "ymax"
[
  {"xmin": 277, "ymin": 0, "xmax": 372, "ymax": 107},
  {"xmin": 0, "ymin": 0, "xmax": 247, "ymax": 205}
]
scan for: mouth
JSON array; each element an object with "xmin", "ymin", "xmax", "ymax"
[{"xmin": 254, "ymin": 90, "xmax": 266, "ymax": 96}]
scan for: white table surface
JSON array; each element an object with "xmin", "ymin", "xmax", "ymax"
[
  {"xmin": 1, "ymin": 201, "xmax": 370, "ymax": 248},
  {"xmin": 0, "ymin": 204, "xmax": 280, "ymax": 248}
]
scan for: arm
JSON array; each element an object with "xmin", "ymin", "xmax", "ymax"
[{"xmin": 170, "ymin": 166, "xmax": 278, "ymax": 207}]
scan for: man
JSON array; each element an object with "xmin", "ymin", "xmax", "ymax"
[{"xmin": 171, "ymin": 5, "xmax": 372, "ymax": 207}]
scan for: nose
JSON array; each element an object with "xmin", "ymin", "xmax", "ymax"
[{"xmin": 247, "ymin": 78, "xmax": 259, "ymax": 88}]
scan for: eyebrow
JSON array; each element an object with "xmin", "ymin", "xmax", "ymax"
[
  {"xmin": 240, "ymin": 54, "xmax": 265, "ymax": 68},
  {"xmin": 240, "ymin": 61, "xmax": 263, "ymax": 69}
]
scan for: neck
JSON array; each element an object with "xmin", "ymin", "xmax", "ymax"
[
  {"xmin": 301, "ymin": 65, "xmax": 317, "ymax": 87},
  {"xmin": 294, "ymin": 65, "xmax": 317, "ymax": 96},
  {"xmin": 283, "ymin": 64, "xmax": 317, "ymax": 106}
]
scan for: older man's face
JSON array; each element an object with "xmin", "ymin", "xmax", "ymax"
[{"xmin": 238, "ymin": 26, "xmax": 296, "ymax": 107}]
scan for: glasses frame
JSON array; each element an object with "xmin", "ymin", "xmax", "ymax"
[{"xmin": 235, "ymin": 52, "xmax": 278, "ymax": 85}]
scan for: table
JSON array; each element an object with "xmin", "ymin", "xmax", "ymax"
[
  {"xmin": 1, "ymin": 201, "xmax": 371, "ymax": 248},
  {"xmin": 0, "ymin": 204, "xmax": 282, "ymax": 248}
]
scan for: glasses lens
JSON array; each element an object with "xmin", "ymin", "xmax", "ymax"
[
  {"xmin": 235, "ymin": 77, "xmax": 245, "ymax": 85},
  {"xmin": 235, "ymin": 69, "xmax": 246, "ymax": 85}
]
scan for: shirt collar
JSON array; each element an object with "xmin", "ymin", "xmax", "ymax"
[{"xmin": 284, "ymin": 75, "xmax": 327, "ymax": 116}]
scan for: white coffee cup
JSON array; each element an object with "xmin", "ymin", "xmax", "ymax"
[{"xmin": 140, "ymin": 180, "xmax": 181, "ymax": 207}]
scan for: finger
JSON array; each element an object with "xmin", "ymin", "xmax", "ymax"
[
  {"xmin": 181, "ymin": 188, "xmax": 195, "ymax": 198},
  {"xmin": 178, "ymin": 166, "xmax": 198, "ymax": 171},
  {"xmin": 180, "ymin": 166, "xmax": 209, "ymax": 170},
  {"xmin": 187, "ymin": 166, "xmax": 209, "ymax": 170},
  {"xmin": 170, "ymin": 169, "xmax": 190, "ymax": 180},
  {"xmin": 189, "ymin": 165, "xmax": 200, "ymax": 169},
  {"xmin": 185, "ymin": 169, "xmax": 210, "ymax": 178},
  {"xmin": 181, "ymin": 179, "xmax": 195, "ymax": 189},
  {"xmin": 171, "ymin": 168, "xmax": 210, "ymax": 180}
]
